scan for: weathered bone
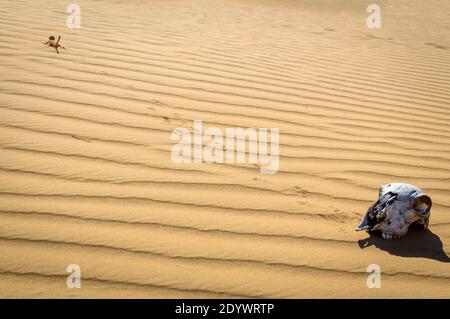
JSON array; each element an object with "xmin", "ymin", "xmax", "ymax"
[{"xmin": 356, "ymin": 183, "xmax": 432, "ymax": 239}]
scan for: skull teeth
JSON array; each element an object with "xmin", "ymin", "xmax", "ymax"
[{"xmin": 382, "ymin": 233, "xmax": 392, "ymax": 239}]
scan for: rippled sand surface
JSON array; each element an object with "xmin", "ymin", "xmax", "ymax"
[{"xmin": 0, "ymin": 0, "xmax": 449, "ymax": 298}]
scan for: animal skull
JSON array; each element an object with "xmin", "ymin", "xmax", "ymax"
[{"xmin": 356, "ymin": 183, "xmax": 432, "ymax": 239}]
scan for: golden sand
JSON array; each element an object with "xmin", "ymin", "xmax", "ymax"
[{"xmin": 0, "ymin": 0, "xmax": 449, "ymax": 298}]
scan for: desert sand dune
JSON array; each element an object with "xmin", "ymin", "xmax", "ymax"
[{"xmin": 0, "ymin": 0, "xmax": 449, "ymax": 297}]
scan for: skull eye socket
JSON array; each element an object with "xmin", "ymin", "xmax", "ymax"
[
  {"xmin": 387, "ymin": 221, "xmax": 391, "ymax": 225},
  {"xmin": 414, "ymin": 195, "xmax": 432, "ymax": 214}
]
